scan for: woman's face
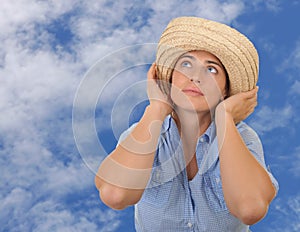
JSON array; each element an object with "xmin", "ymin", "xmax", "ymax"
[{"xmin": 170, "ymin": 50, "xmax": 228, "ymax": 114}]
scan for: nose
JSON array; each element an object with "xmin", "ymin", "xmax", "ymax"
[
  {"xmin": 188, "ymin": 67, "xmax": 207, "ymax": 84},
  {"xmin": 189, "ymin": 78, "xmax": 201, "ymax": 84}
]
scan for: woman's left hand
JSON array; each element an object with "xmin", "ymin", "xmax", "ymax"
[{"xmin": 216, "ymin": 86, "xmax": 259, "ymax": 124}]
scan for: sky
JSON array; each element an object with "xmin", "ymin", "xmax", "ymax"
[{"xmin": 0, "ymin": 0, "xmax": 299, "ymax": 231}]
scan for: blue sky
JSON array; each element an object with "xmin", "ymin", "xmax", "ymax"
[{"xmin": 1, "ymin": 0, "xmax": 299, "ymax": 231}]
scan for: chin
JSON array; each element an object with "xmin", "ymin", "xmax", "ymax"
[
  {"xmin": 172, "ymin": 98, "xmax": 217, "ymax": 113},
  {"xmin": 174, "ymin": 102, "xmax": 209, "ymax": 113}
]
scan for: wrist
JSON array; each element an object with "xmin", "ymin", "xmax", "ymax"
[
  {"xmin": 215, "ymin": 104, "xmax": 233, "ymax": 123},
  {"xmin": 215, "ymin": 103, "xmax": 225, "ymax": 116},
  {"xmin": 146, "ymin": 104, "xmax": 170, "ymax": 120}
]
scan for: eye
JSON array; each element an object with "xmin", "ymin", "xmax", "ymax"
[
  {"xmin": 207, "ymin": 66, "xmax": 217, "ymax": 74},
  {"xmin": 181, "ymin": 61, "xmax": 192, "ymax": 68}
]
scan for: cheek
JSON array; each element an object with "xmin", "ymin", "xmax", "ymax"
[
  {"xmin": 170, "ymin": 84, "xmax": 183, "ymax": 103},
  {"xmin": 202, "ymin": 77, "xmax": 226, "ymax": 97},
  {"xmin": 170, "ymin": 82, "xmax": 195, "ymax": 109},
  {"xmin": 171, "ymin": 71, "xmax": 188, "ymax": 88},
  {"xmin": 199, "ymin": 79, "xmax": 226, "ymax": 107}
]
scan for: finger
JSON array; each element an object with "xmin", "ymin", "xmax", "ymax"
[
  {"xmin": 252, "ymin": 86, "xmax": 259, "ymax": 95},
  {"xmin": 248, "ymin": 100, "xmax": 258, "ymax": 113},
  {"xmin": 248, "ymin": 94, "xmax": 258, "ymax": 104},
  {"xmin": 147, "ymin": 63, "xmax": 156, "ymax": 80},
  {"xmin": 244, "ymin": 99, "xmax": 257, "ymax": 113},
  {"xmin": 244, "ymin": 86, "xmax": 259, "ymax": 99}
]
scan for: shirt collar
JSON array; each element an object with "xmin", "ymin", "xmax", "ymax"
[
  {"xmin": 162, "ymin": 114, "xmax": 216, "ymax": 143},
  {"xmin": 160, "ymin": 115, "xmax": 219, "ymax": 175},
  {"xmin": 161, "ymin": 115, "xmax": 172, "ymax": 134},
  {"xmin": 199, "ymin": 120, "xmax": 216, "ymax": 144}
]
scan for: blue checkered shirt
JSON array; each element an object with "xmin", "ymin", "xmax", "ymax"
[{"xmin": 118, "ymin": 115, "xmax": 279, "ymax": 232}]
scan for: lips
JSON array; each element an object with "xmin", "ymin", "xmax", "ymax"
[{"xmin": 182, "ymin": 87, "xmax": 204, "ymax": 96}]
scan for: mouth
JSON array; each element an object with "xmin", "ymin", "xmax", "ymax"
[{"xmin": 182, "ymin": 87, "xmax": 204, "ymax": 96}]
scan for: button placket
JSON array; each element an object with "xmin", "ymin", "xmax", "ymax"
[{"xmin": 187, "ymin": 222, "xmax": 193, "ymax": 228}]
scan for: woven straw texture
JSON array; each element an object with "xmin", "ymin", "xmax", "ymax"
[{"xmin": 155, "ymin": 17, "xmax": 259, "ymax": 96}]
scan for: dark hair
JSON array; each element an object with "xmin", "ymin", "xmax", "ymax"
[{"xmin": 224, "ymin": 67, "xmax": 230, "ymax": 98}]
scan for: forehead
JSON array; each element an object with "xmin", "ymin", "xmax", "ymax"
[
  {"xmin": 176, "ymin": 51, "xmax": 226, "ymax": 74},
  {"xmin": 180, "ymin": 50, "xmax": 221, "ymax": 63}
]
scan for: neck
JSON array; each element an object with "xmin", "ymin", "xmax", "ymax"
[
  {"xmin": 172, "ymin": 108, "xmax": 212, "ymax": 138},
  {"xmin": 172, "ymin": 108, "xmax": 213, "ymax": 168}
]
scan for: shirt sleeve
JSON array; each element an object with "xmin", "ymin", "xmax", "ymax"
[
  {"xmin": 116, "ymin": 123, "xmax": 138, "ymax": 146},
  {"xmin": 237, "ymin": 122, "xmax": 279, "ymax": 195}
]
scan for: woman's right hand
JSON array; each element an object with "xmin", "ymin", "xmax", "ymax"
[{"xmin": 147, "ymin": 63, "xmax": 173, "ymax": 117}]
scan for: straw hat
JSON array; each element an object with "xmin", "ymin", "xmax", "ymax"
[{"xmin": 155, "ymin": 16, "xmax": 259, "ymax": 96}]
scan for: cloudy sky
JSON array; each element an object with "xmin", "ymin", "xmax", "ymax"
[{"xmin": 1, "ymin": 0, "xmax": 299, "ymax": 231}]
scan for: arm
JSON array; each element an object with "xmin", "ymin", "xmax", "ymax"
[
  {"xmin": 95, "ymin": 64, "xmax": 172, "ymax": 210},
  {"xmin": 215, "ymin": 87, "xmax": 276, "ymax": 225}
]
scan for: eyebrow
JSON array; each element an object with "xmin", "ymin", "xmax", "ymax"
[
  {"xmin": 179, "ymin": 55, "xmax": 224, "ymax": 69},
  {"xmin": 206, "ymin": 60, "xmax": 224, "ymax": 69}
]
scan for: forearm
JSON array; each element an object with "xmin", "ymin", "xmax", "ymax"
[
  {"xmin": 95, "ymin": 105, "xmax": 166, "ymax": 209},
  {"xmin": 215, "ymin": 107, "xmax": 276, "ymax": 224}
]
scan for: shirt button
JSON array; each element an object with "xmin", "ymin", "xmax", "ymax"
[
  {"xmin": 199, "ymin": 137, "xmax": 204, "ymax": 142},
  {"xmin": 156, "ymin": 171, "xmax": 160, "ymax": 179},
  {"xmin": 187, "ymin": 222, "xmax": 193, "ymax": 228}
]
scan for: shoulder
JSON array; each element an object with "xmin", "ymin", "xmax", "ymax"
[
  {"xmin": 236, "ymin": 121, "xmax": 266, "ymax": 164},
  {"xmin": 236, "ymin": 121, "xmax": 262, "ymax": 146}
]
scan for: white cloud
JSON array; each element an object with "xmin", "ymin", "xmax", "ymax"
[
  {"xmin": 1, "ymin": 196, "xmax": 120, "ymax": 231},
  {"xmin": 276, "ymin": 39, "xmax": 300, "ymax": 113},
  {"xmin": 269, "ymin": 145, "xmax": 300, "ymax": 179},
  {"xmin": 0, "ymin": 0, "xmax": 120, "ymax": 230},
  {"xmin": 290, "ymin": 80, "xmax": 300, "ymax": 95},
  {"xmin": 289, "ymin": 146, "xmax": 300, "ymax": 177},
  {"xmin": 291, "ymin": 41, "xmax": 300, "ymax": 69},
  {"xmin": 264, "ymin": 0, "xmax": 282, "ymax": 12},
  {"xmin": 247, "ymin": 0, "xmax": 282, "ymax": 12},
  {"xmin": 249, "ymin": 105, "xmax": 293, "ymax": 134},
  {"xmin": 267, "ymin": 195, "xmax": 300, "ymax": 231},
  {"xmin": 149, "ymin": 0, "xmax": 245, "ymax": 26},
  {"xmin": 0, "ymin": 0, "xmax": 79, "ymax": 39},
  {"xmin": 278, "ymin": 39, "xmax": 300, "ymax": 75}
]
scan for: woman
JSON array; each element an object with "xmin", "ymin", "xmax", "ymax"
[{"xmin": 95, "ymin": 17, "xmax": 279, "ymax": 231}]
